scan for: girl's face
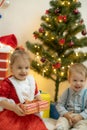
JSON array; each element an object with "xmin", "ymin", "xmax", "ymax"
[
  {"xmin": 68, "ymin": 72, "xmax": 86, "ymax": 92},
  {"xmin": 11, "ymin": 56, "xmax": 30, "ymax": 80}
]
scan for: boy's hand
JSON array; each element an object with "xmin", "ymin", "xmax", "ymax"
[
  {"xmin": 71, "ymin": 114, "xmax": 83, "ymax": 124},
  {"xmin": 63, "ymin": 111, "xmax": 73, "ymax": 126}
]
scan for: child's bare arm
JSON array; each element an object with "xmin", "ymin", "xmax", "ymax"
[{"xmin": 0, "ymin": 99, "xmax": 25, "ymax": 116}]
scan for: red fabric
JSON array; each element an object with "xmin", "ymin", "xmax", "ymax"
[
  {"xmin": 35, "ymin": 83, "xmax": 39, "ymax": 95},
  {"xmin": 0, "ymin": 34, "xmax": 17, "ymax": 48},
  {"xmin": 0, "ymin": 78, "xmax": 19, "ymax": 103},
  {"xmin": 0, "ymin": 78, "xmax": 47, "ymax": 130},
  {"xmin": 0, "ymin": 111, "xmax": 47, "ymax": 130}
]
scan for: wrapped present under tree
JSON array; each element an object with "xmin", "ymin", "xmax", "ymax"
[
  {"xmin": 40, "ymin": 92, "xmax": 51, "ymax": 118},
  {"xmin": 0, "ymin": 34, "xmax": 17, "ymax": 83}
]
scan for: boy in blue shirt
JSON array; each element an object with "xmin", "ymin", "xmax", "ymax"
[{"xmin": 55, "ymin": 63, "xmax": 87, "ymax": 130}]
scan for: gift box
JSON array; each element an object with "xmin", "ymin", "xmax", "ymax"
[
  {"xmin": 0, "ymin": 45, "xmax": 12, "ymax": 82},
  {"xmin": 0, "ymin": 61, "xmax": 8, "ymax": 68},
  {"xmin": 20, "ymin": 100, "xmax": 50, "ymax": 115},
  {"xmin": 50, "ymin": 103, "xmax": 60, "ymax": 120},
  {"xmin": 0, "ymin": 69, "xmax": 8, "ymax": 77},
  {"xmin": 0, "ymin": 52, "xmax": 9, "ymax": 59},
  {"xmin": 40, "ymin": 92, "xmax": 51, "ymax": 118},
  {"xmin": 0, "ymin": 34, "xmax": 17, "ymax": 83},
  {"xmin": 0, "ymin": 52, "xmax": 9, "ymax": 80}
]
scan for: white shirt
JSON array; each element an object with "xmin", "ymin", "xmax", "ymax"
[{"xmin": 0, "ymin": 75, "xmax": 40, "ymax": 111}]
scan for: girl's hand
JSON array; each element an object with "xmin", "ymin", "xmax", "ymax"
[
  {"xmin": 12, "ymin": 104, "xmax": 25, "ymax": 116},
  {"xmin": 35, "ymin": 95, "xmax": 42, "ymax": 101},
  {"xmin": 0, "ymin": 99, "xmax": 25, "ymax": 116}
]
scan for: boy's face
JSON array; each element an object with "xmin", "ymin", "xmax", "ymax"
[
  {"xmin": 68, "ymin": 72, "xmax": 86, "ymax": 92},
  {"xmin": 11, "ymin": 56, "xmax": 30, "ymax": 80}
]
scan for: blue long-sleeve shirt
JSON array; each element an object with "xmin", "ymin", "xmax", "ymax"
[{"xmin": 56, "ymin": 87, "xmax": 87, "ymax": 119}]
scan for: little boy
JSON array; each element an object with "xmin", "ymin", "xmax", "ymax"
[{"xmin": 55, "ymin": 63, "xmax": 87, "ymax": 130}]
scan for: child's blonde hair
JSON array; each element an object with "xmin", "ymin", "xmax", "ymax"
[
  {"xmin": 10, "ymin": 47, "xmax": 30, "ymax": 66},
  {"xmin": 67, "ymin": 63, "xmax": 87, "ymax": 79}
]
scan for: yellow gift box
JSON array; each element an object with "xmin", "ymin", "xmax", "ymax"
[{"xmin": 40, "ymin": 92, "xmax": 51, "ymax": 118}]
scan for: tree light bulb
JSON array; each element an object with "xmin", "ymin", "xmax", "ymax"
[
  {"xmin": 51, "ymin": 37, "xmax": 54, "ymax": 40},
  {"xmin": 45, "ymin": 31, "xmax": 49, "ymax": 36},
  {"xmin": 61, "ymin": 72, "xmax": 64, "ymax": 76},
  {"xmin": 36, "ymin": 52, "xmax": 39, "ymax": 55},
  {"xmin": 43, "ymin": 69, "xmax": 46, "ymax": 73},
  {"xmin": 76, "ymin": 52, "xmax": 78, "ymax": 56},
  {"xmin": 53, "ymin": 69, "xmax": 56, "ymax": 73},
  {"xmin": 38, "ymin": 46, "xmax": 40, "ymax": 49},
  {"xmin": 61, "ymin": 2, "xmax": 65, "ymax": 5},
  {"xmin": 71, "ymin": 62, "xmax": 74, "ymax": 65},
  {"xmin": 58, "ymin": 58, "xmax": 61, "ymax": 62},
  {"xmin": 68, "ymin": 65, "xmax": 70, "ymax": 68},
  {"xmin": 34, "ymin": 45, "xmax": 37, "ymax": 48},
  {"xmin": 36, "ymin": 55, "xmax": 40, "ymax": 59},
  {"xmin": 37, "ymin": 63, "xmax": 40, "ymax": 66},
  {"xmin": 61, "ymin": 67, "xmax": 64, "ymax": 70},
  {"xmin": 68, "ymin": 2, "xmax": 70, "ymax": 5},
  {"xmin": 46, "ymin": 17, "xmax": 49, "ymax": 22}
]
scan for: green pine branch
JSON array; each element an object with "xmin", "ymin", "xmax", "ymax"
[{"xmin": 26, "ymin": 0, "xmax": 87, "ymax": 102}]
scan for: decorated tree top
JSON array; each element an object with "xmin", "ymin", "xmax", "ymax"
[{"xmin": 26, "ymin": 0, "xmax": 87, "ymax": 102}]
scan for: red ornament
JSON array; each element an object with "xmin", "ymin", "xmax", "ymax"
[
  {"xmin": 53, "ymin": 62, "xmax": 61, "ymax": 69},
  {"xmin": 45, "ymin": 10, "xmax": 50, "ymax": 14},
  {"xmin": 0, "ymin": 34, "xmax": 17, "ymax": 48},
  {"xmin": 58, "ymin": 15, "xmax": 67, "ymax": 22},
  {"xmin": 69, "ymin": 41, "xmax": 74, "ymax": 47},
  {"xmin": 40, "ymin": 57, "xmax": 46, "ymax": 63},
  {"xmin": 81, "ymin": 30, "xmax": 87, "ymax": 36},
  {"xmin": 33, "ymin": 34, "xmax": 38, "ymax": 39},
  {"xmin": 59, "ymin": 38, "xmax": 65, "ymax": 45},
  {"xmin": 55, "ymin": 8, "xmax": 60, "ymax": 14},
  {"xmin": 58, "ymin": 15, "xmax": 63, "ymax": 22},
  {"xmin": 73, "ymin": 9, "xmax": 79, "ymax": 14},
  {"xmin": 63, "ymin": 15, "xmax": 67, "ymax": 22},
  {"xmin": 39, "ymin": 27, "xmax": 44, "ymax": 33}
]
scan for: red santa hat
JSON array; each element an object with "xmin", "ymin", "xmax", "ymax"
[{"xmin": 0, "ymin": 34, "xmax": 17, "ymax": 48}]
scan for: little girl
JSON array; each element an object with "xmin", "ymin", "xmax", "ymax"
[{"xmin": 0, "ymin": 48, "xmax": 48, "ymax": 130}]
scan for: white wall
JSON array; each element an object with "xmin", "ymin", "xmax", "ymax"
[
  {"xmin": 0, "ymin": 0, "xmax": 50, "ymax": 44},
  {"xmin": 0, "ymin": 0, "xmax": 87, "ymax": 101}
]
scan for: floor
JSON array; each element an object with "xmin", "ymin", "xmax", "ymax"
[{"xmin": 43, "ymin": 118, "xmax": 57, "ymax": 130}]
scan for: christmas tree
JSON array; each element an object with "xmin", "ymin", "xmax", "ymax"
[{"xmin": 26, "ymin": 0, "xmax": 87, "ymax": 102}]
